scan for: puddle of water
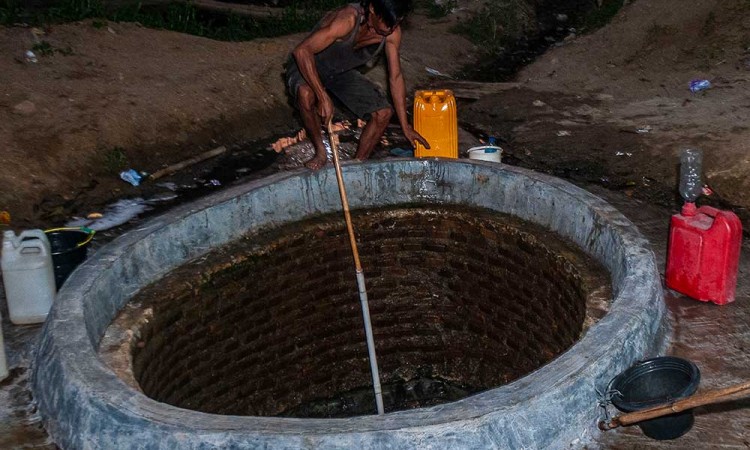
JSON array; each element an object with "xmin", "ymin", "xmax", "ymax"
[{"xmin": 67, "ymin": 198, "xmax": 152, "ymax": 232}]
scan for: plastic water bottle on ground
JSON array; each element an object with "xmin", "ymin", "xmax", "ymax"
[
  {"xmin": 689, "ymin": 79, "xmax": 711, "ymax": 93},
  {"xmin": 679, "ymin": 148, "xmax": 703, "ymax": 203}
]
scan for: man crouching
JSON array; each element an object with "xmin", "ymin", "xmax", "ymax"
[{"xmin": 286, "ymin": 0, "xmax": 429, "ymax": 169}]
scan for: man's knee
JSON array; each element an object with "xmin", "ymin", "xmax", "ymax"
[{"xmin": 371, "ymin": 107, "xmax": 393, "ymax": 124}]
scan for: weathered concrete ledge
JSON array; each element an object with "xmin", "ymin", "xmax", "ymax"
[{"xmin": 32, "ymin": 159, "xmax": 666, "ymax": 449}]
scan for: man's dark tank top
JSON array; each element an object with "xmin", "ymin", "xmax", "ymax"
[{"xmin": 309, "ymin": 3, "xmax": 386, "ymax": 77}]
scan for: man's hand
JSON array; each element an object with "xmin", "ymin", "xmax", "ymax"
[{"xmin": 403, "ymin": 126, "xmax": 430, "ymax": 149}]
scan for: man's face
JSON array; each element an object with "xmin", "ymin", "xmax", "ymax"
[{"xmin": 368, "ymin": 6, "xmax": 401, "ymax": 37}]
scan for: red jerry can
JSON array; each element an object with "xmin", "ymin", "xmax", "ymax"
[{"xmin": 666, "ymin": 203, "xmax": 742, "ymax": 305}]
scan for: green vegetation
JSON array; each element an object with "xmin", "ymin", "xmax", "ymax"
[
  {"xmin": 1, "ymin": 0, "xmax": 348, "ymax": 41},
  {"xmin": 452, "ymin": 0, "xmax": 535, "ymax": 56},
  {"xmin": 32, "ymin": 40, "xmax": 54, "ymax": 56},
  {"xmin": 102, "ymin": 147, "xmax": 129, "ymax": 174},
  {"xmin": 31, "ymin": 40, "xmax": 74, "ymax": 56},
  {"xmin": 47, "ymin": 0, "xmax": 104, "ymax": 22},
  {"xmin": 420, "ymin": 0, "xmax": 457, "ymax": 19},
  {"xmin": 452, "ymin": 0, "xmax": 628, "ymax": 57},
  {"xmin": 577, "ymin": 0, "xmax": 625, "ymax": 33}
]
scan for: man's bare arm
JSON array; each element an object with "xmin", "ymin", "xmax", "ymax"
[
  {"xmin": 385, "ymin": 28, "xmax": 430, "ymax": 149},
  {"xmin": 292, "ymin": 6, "xmax": 356, "ymax": 121}
]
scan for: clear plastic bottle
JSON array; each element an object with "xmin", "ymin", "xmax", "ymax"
[{"xmin": 679, "ymin": 148, "xmax": 703, "ymax": 203}]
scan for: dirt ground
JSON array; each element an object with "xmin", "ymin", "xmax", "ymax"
[
  {"xmin": 1, "ymin": 0, "xmax": 749, "ymax": 229},
  {"xmin": 2, "ymin": 2, "xmax": 750, "ymax": 448}
]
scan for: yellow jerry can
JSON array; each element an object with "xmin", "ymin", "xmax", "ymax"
[{"xmin": 413, "ymin": 89, "xmax": 458, "ymax": 159}]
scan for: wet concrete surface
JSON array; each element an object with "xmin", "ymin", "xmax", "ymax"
[{"xmin": 1, "ymin": 170, "xmax": 749, "ymax": 448}]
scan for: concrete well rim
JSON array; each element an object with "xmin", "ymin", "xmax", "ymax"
[{"xmin": 33, "ymin": 159, "xmax": 665, "ymax": 449}]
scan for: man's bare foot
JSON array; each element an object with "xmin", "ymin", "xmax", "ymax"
[{"xmin": 304, "ymin": 154, "xmax": 327, "ymax": 170}]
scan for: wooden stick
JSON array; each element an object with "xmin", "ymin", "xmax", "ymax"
[
  {"xmin": 599, "ymin": 380, "xmax": 750, "ymax": 431},
  {"xmin": 327, "ymin": 123, "xmax": 362, "ymax": 271},
  {"xmin": 149, "ymin": 146, "xmax": 227, "ymax": 181}
]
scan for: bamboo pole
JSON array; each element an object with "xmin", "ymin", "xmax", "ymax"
[
  {"xmin": 599, "ymin": 380, "xmax": 750, "ymax": 431},
  {"xmin": 326, "ymin": 120, "xmax": 384, "ymax": 415}
]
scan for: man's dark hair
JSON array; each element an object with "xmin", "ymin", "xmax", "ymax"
[{"xmin": 361, "ymin": 0, "xmax": 412, "ymax": 28}]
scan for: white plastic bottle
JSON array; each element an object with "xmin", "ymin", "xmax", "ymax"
[{"xmin": 1, "ymin": 229, "xmax": 57, "ymax": 324}]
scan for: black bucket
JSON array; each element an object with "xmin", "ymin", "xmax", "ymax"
[
  {"xmin": 608, "ymin": 356, "xmax": 700, "ymax": 440},
  {"xmin": 45, "ymin": 228, "xmax": 95, "ymax": 289}
]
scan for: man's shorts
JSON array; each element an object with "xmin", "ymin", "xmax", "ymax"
[{"xmin": 285, "ymin": 58, "xmax": 392, "ymax": 119}]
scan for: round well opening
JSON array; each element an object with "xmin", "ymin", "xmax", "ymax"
[
  {"xmin": 122, "ymin": 205, "xmax": 610, "ymax": 417},
  {"xmin": 35, "ymin": 160, "xmax": 665, "ymax": 449}
]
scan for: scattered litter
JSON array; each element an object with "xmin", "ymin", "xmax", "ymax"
[
  {"xmin": 208, "ymin": 179, "xmax": 221, "ymax": 186},
  {"xmin": 556, "ymin": 130, "xmax": 572, "ymax": 137},
  {"xmin": 689, "ymin": 79, "xmax": 711, "ymax": 93},
  {"xmin": 556, "ymin": 13, "xmax": 568, "ymax": 22},
  {"xmin": 636, "ymin": 125, "xmax": 652, "ymax": 134},
  {"xmin": 390, "ymin": 147, "xmax": 414, "ymax": 157},
  {"xmin": 532, "ymin": 99, "xmax": 546, "ymax": 107},
  {"xmin": 0, "ymin": 210, "xmax": 10, "ymax": 225},
  {"xmin": 271, "ymin": 121, "xmax": 352, "ymax": 153},
  {"xmin": 119, "ymin": 169, "xmax": 146, "ymax": 186},
  {"xmin": 702, "ymin": 185, "xmax": 714, "ymax": 196},
  {"xmin": 425, "ymin": 66, "xmax": 453, "ymax": 78},
  {"xmin": 615, "ymin": 152, "xmax": 633, "ymax": 157},
  {"xmin": 86, "ymin": 212, "xmax": 103, "ymax": 219},
  {"xmin": 24, "ymin": 50, "xmax": 38, "ymax": 63},
  {"xmin": 236, "ymin": 167, "xmax": 250, "ymax": 174},
  {"xmin": 67, "ymin": 198, "xmax": 150, "ymax": 231},
  {"xmin": 156, "ymin": 181, "xmax": 178, "ymax": 191}
]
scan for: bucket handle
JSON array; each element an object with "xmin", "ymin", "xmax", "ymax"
[{"xmin": 44, "ymin": 227, "xmax": 95, "ymax": 248}]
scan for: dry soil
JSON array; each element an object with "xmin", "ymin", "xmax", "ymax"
[{"xmin": 1, "ymin": 0, "xmax": 749, "ymax": 229}]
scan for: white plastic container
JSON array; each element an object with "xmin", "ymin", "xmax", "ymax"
[
  {"xmin": 468, "ymin": 145, "xmax": 503, "ymax": 163},
  {"xmin": 1, "ymin": 229, "xmax": 57, "ymax": 324}
]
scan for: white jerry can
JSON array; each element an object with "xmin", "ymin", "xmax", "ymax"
[{"xmin": 1, "ymin": 229, "xmax": 57, "ymax": 324}]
